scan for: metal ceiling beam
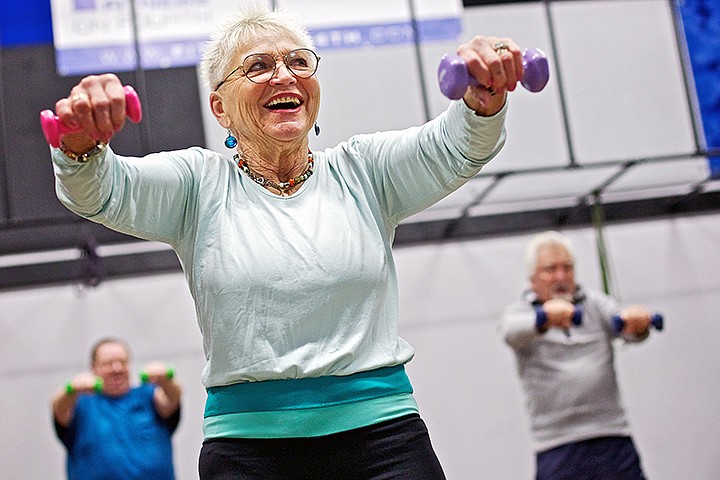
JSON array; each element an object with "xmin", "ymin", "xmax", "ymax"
[
  {"xmin": 394, "ymin": 188, "xmax": 720, "ymax": 246},
  {"xmin": 1, "ymin": 189, "xmax": 718, "ymax": 292}
]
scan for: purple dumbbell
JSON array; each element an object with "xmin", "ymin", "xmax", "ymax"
[
  {"xmin": 612, "ymin": 313, "xmax": 664, "ymax": 333},
  {"xmin": 40, "ymin": 85, "xmax": 143, "ymax": 148},
  {"xmin": 438, "ymin": 47, "xmax": 549, "ymax": 100}
]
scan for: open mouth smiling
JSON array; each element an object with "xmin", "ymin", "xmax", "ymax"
[{"xmin": 264, "ymin": 96, "xmax": 303, "ymax": 110}]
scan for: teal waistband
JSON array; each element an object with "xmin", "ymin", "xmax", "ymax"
[
  {"xmin": 203, "ymin": 393, "xmax": 418, "ymax": 439},
  {"xmin": 204, "ymin": 365, "xmax": 413, "ymax": 418}
]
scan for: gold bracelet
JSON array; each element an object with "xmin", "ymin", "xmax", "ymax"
[{"xmin": 59, "ymin": 142, "xmax": 106, "ymax": 163}]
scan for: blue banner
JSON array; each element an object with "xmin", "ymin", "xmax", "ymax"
[
  {"xmin": 678, "ymin": 0, "xmax": 720, "ymax": 178},
  {"xmin": 0, "ymin": 1, "xmax": 53, "ymax": 46}
]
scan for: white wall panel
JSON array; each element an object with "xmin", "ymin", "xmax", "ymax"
[
  {"xmin": 606, "ymin": 156, "xmax": 709, "ymax": 193},
  {"xmin": 310, "ymin": 45, "xmax": 427, "ymax": 150},
  {"xmin": 552, "ymin": 0, "xmax": 695, "ymax": 164}
]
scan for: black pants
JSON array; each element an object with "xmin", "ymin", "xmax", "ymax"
[
  {"xmin": 536, "ymin": 436, "xmax": 646, "ymax": 480},
  {"xmin": 199, "ymin": 414, "xmax": 446, "ymax": 480}
]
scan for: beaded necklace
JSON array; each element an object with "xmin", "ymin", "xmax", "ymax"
[{"xmin": 235, "ymin": 151, "xmax": 314, "ymax": 197}]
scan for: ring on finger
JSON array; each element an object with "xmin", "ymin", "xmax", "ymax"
[
  {"xmin": 493, "ymin": 41, "xmax": 509, "ymax": 54},
  {"xmin": 71, "ymin": 93, "xmax": 89, "ymax": 103}
]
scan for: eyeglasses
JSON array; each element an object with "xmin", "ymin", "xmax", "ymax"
[{"xmin": 215, "ymin": 48, "xmax": 320, "ymax": 90}]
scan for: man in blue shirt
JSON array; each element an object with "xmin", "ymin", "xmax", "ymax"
[{"xmin": 52, "ymin": 337, "xmax": 182, "ymax": 480}]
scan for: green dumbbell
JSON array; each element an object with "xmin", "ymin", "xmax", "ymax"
[
  {"xmin": 65, "ymin": 377, "xmax": 103, "ymax": 395},
  {"xmin": 140, "ymin": 367, "xmax": 175, "ymax": 383}
]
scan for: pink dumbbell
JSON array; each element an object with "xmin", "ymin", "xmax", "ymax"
[
  {"xmin": 438, "ymin": 47, "xmax": 550, "ymax": 100},
  {"xmin": 40, "ymin": 85, "xmax": 142, "ymax": 148}
]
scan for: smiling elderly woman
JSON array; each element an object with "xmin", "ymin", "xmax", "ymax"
[{"xmin": 50, "ymin": 4, "xmax": 525, "ymax": 479}]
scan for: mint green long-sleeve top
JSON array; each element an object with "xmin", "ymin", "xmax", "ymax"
[{"xmin": 53, "ymin": 100, "xmax": 506, "ymax": 389}]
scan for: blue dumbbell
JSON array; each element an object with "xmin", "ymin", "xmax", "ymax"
[
  {"xmin": 535, "ymin": 306, "xmax": 583, "ymax": 332},
  {"xmin": 612, "ymin": 313, "xmax": 664, "ymax": 333},
  {"xmin": 571, "ymin": 307, "xmax": 583, "ymax": 326}
]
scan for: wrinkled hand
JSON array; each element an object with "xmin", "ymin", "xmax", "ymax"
[
  {"xmin": 617, "ymin": 305, "xmax": 652, "ymax": 335},
  {"xmin": 542, "ymin": 298, "xmax": 576, "ymax": 330},
  {"xmin": 55, "ymin": 73, "xmax": 127, "ymax": 153},
  {"xmin": 456, "ymin": 36, "xmax": 524, "ymax": 116}
]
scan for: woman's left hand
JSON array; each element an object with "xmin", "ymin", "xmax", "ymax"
[{"xmin": 456, "ymin": 36, "xmax": 524, "ymax": 116}]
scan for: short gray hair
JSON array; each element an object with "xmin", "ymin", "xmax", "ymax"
[
  {"xmin": 200, "ymin": 4, "xmax": 314, "ymax": 91},
  {"xmin": 525, "ymin": 230, "xmax": 575, "ymax": 278}
]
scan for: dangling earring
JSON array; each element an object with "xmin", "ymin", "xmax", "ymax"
[
  {"xmin": 314, "ymin": 123, "xmax": 320, "ymax": 136},
  {"xmin": 224, "ymin": 129, "xmax": 238, "ymax": 149}
]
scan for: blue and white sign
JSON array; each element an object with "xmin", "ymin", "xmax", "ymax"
[
  {"xmin": 50, "ymin": 0, "xmax": 462, "ymax": 76},
  {"xmin": 297, "ymin": 0, "xmax": 462, "ymax": 50}
]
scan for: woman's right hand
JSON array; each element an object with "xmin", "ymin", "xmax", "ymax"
[{"xmin": 55, "ymin": 73, "xmax": 128, "ymax": 154}]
